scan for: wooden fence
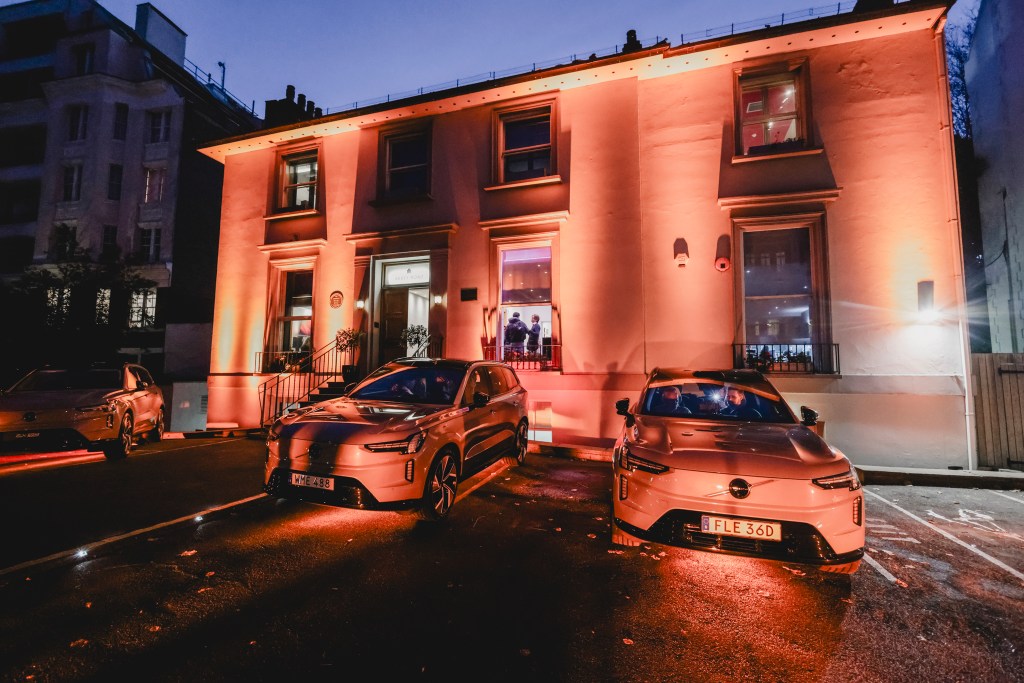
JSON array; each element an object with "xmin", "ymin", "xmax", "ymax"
[{"xmin": 972, "ymin": 353, "xmax": 1024, "ymax": 470}]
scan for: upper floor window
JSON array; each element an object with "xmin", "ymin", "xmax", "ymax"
[
  {"xmin": 67, "ymin": 105, "xmax": 88, "ymax": 141},
  {"xmin": 279, "ymin": 150, "xmax": 318, "ymax": 211},
  {"xmin": 147, "ymin": 110, "xmax": 171, "ymax": 143},
  {"xmin": 107, "ymin": 164, "xmax": 123, "ymax": 200},
  {"xmin": 380, "ymin": 128, "xmax": 430, "ymax": 200},
  {"xmin": 62, "ymin": 164, "xmax": 82, "ymax": 202},
  {"xmin": 735, "ymin": 61, "xmax": 810, "ymax": 157},
  {"xmin": 143, "ymin": 167, "xmax": 165, "ymax": 204},
  {"xmin": 72, "ymin": 43, "xmax": 94, "ymax": 76},
  {"xmin": 138, "ymin": 226, "xmax": 161, "ymax": 262},
  {"xmin": 497, "ymin": 105, "xmax": 553, "ymax": 183},
  {"xmin": 113, "ymin": 103, "xmax": 129, "ymax": 140}
]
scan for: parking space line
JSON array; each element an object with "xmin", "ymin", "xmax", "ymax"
[
  {"xmin": 991, "ymin": 491, "xmax": 1024, "ymax": 505},
  {"xmin": 862, "ymin": 552, "xmax": 900, "ymax": 584},
  {"xmin": 0, "ymin": 493, "xmax": 267, "ymax": 579},
  {"xmin": 865, "ymin": 489, "xmax": 1024, "ymax": 584}
]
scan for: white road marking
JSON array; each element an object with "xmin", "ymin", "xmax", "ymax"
[
  {"xmin": 866, "ymin": 490, "xmax": 1024, "ymax": 584},
  {"xmin": 455, "ymin": 460, "xmax": 510, "ymax": 503},
  {"xmin": 862, "ymin": 552, "xmax": 900, "ymax": 584},
  {"xmin": 878, "ymin": 537, "xmax": 921, "ymax": 544},
  {"xmin": 0, "ymin": 493, "xmax": 267, "ymax": 578},
  {"xmin": 0, "ymin": 438, "xmax": 243, "ymax": 476},
  {"xmin": 991, "ymin": 491, "xmax": 1024, "ymax": 505}
]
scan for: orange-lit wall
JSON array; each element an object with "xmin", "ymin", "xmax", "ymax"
[{"xmin": 203, "ymin": 5, "xmax": 972, "ymax": 467}]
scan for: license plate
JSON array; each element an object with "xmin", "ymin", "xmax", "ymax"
[
  {"xmin": 15, "ymin": 432, "xmax": 41, "ymax": 439},
  {"xmin": 290, "ymin": 473, "xmax": 334, "ymax": 490},
  {"xmin": 701, "ymin": 515, "xmax": 781, "ymax": 541}
]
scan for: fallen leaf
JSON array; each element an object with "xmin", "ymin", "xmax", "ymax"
[
  {"xmin": 782, "ymin": 566, "xmax": 806, "ymax": 576},
  {"xmin": 205, "ymin": 571, "xmax": 215, "ymax": 577},
  {"xmin": 148, "ymin": 626, "xmax": 161, "ymax": 633},
  {"xmin": 623, "ymin": 638, "xmax": 635, "ymax": 646},
  {"xmin": 760, "ymin": 591, "xmax": 772, "ymax": 598},
  {"xmin": 595, "ymin": 516, "xmax": 604, "ymax": 521},
  {"xmin": 895, "ymin": 579, "xmax": 909, "ymax": 588},
  {"xmin": 70, "ymin": 639, "xmax": 88, "ymax": 648},
  {"xmin": 607, "ymin": 549, "xmax": 624, "ymax": 555},
  {"xmin": 180, "ymin": 550, "xmax": 198, "ymax": 557},
  {"xmin": 554, "ymin": 527, "xmax": 562, "ymax": 532},
  {"xmin": 249, "ymin": 641, "xmax": 257, "ymax": 646},
  {"xmin": 587, "ymin": 533, "xmax": 597, "ymax": 539},
  {"xmin": 197, "ymin": 588, "xmax": 212, "ymax": 594},
  {"xmin": 84, "ymin": 602, "xmax": 92, "ymax": 609}
]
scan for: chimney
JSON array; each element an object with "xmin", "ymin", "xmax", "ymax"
[
  {"xmin": 853, "ymin": 0, "xmax": 894, "ymax": 12},
  {"xmin": 297, "ymin": 93, "xmax": 306, "ymax": 110},
  {"xmin": 134, "ymin": 4, "xmax": 187, "ymax": 65},
  {"xmin": 623, "ymin": 29, "xmax": 642, "ymax": 53},
  {"xmin": 306, "ymin": 100, "xmax": 315, "ymax": 116},
  {"xmin": 314, "ymin": 107, "xmax": 323, "ymax": 118},
  {"xmin": 286, "ymin": 84, "xmax": 295, "ymax": 102}
]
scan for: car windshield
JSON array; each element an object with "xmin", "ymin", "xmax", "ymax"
[
  {"xmin": 640, "ymin": 379, "xmax": 795, "ymax": 423},
  {"xmin": 10, "ymin": 369, "xmax": 122, "ymax": 392},
  {"xmin": 349, "ymin": 366, "xmax": 465, "ymax": 405}
]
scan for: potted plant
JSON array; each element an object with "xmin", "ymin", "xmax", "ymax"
[
  {"xmin": 335, "ymin": 327, "xmax": 364, "ymax": 381},
  {"xmin": 400, "ymin": 324, "xmax": 430, "ymax": 357}
]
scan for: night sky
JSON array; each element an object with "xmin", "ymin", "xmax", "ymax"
[{"xmin": 2, "ymin": 0, "xmax": 979, "ymax": 116}]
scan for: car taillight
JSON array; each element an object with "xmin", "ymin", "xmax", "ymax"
[
  {"xmin": 853, "ymin": 496, "xmax": 863, "ymax": 525},
  {"xmin": 813, "ymin": 463, "xmax": 862, "ymax": 491},
  {"xmin": 366, "ymin": 431, "xmax": 427, "ymax": 454},
  {"xmin": 619, "ymin": 443, "xmax": 669, "ymax": 475}
]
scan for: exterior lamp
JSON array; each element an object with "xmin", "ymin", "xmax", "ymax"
[
  {"xmin": 355, "ymin": 299, "xmax": 365, "ymax": 309},
  {"xmin": 433, "ymin": 295, "xmax": 443, "ymax": 305},
  {"xmin": 917, "ymin": 280, "xmax": 936, "ymax": 323}
]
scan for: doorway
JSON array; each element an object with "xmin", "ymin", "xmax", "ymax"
[{"xmin": 377, "ymin": 258, "xmax": 431, "ymax": 364}]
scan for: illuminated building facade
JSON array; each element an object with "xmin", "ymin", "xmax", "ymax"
[{"xmin": 202, "ymin": 0, "xmax": 973, "ymax": 468}]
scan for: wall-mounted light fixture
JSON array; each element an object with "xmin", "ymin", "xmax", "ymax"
[
  {"xmin": 433, "ymin": 295, "xmax": 443, "ymax": 305},
  {"xmin": 917, "ymin": 280, "xmax": 936, "ymax": 322},
  {"xmin": 355, "ymin": 299, "xmax": 365, "ymax": 310}
]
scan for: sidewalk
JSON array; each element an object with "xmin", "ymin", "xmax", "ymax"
[{"xmin": 528, "ymin": 443, "xmax": 1024, "ymax": 491}]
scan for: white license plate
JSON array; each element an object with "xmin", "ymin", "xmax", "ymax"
[
  {"xmin": 290, "ymin": 473, "xmax": 334, "ymax": 491},
  {"xmin": 701, "ymin": 515, "xmax": 781, "ymax": 541}
]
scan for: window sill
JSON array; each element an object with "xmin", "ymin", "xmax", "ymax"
[
  {"xmin": 484, "ymin": 175, "xmax": 562, "ymax": 192},
  {"xmin": 264, "ymin": 208, "xmax": 321, "ymax": 221},
  {"xmin": 369, "ymin": 193, "xmax": 433, "ymax": 207},
  {"xmin": 731, "ymin": 147, "xmax": 823, "ymax": 165}
]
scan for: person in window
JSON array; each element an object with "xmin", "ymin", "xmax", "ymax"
[
  {"xmin": 721, "ymin": 385, "xmax": 763, "ymax": 420},
  {"xmin": 652, "ymin": 386, "xmax": 690, "ymax": 416},
  {"xmin": 504, "ymin": 312, "xmax": 528, "ymax": 358},
  {"xmin": 526, "ymin": 314, "xmax": 542, "ymax": 357}
]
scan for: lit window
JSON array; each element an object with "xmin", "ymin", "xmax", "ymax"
[
  {"xmin": 62, "ymin": 165, "xmax": 82, "ymax": 202},
  {"xmin": 736, "ymin": 64, "xmax": 808, "ymax": 156},
  {"xmin": 498, "ymin": 244, "xmax": 554, "ymax": 364},
  {"xmin": 129, "ymin": 288, "xmax": 157, "ymax": 328},
  {"xmin": 68, "ymin": 105, "xmax": 88, "ymax": 141},
  {"xmin": 380, "ymin": 128, "xmax": 430, "ymax": 199},
  {"xmin": 497, "ymin": 106, "xmax": 553, "ymax": 183},
  {"xmin": 113, "ymin": 103, "xmax": 129, "ymax": 140},
  {"xmin": 280, "ymin": 151, "xmax": 318, "ymax": 211},
  {"xmin": 147, "ymin": 110, "xmax": 171, "ymax": 143},
  {"xmin": 143, "ymin": 167, "xmax": 165, "ymax": 204},
  {"xmin": 46, "ymin": 287, "xmax": 71, "ymax": 327},
  {"xmin": 95, "ymin": 288, "xmax": 111, "ymax": 325}
]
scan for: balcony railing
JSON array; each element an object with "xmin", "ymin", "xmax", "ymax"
[
  {"xmin": 484, "ymin": 345, "xmax": 562, "ymax": 372},
  {"xmin": 732, "ymin": 343, "xmax": 840, "ymax": 375}
]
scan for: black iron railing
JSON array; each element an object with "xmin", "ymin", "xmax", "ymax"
[
  {"xmin": 732, "ymin": 343, "xmax": 840, "ymax": 375},
  {"xmin": 484, "ymin": 344, "xmax": 562, "ymax": 371},
  {"xmin": 258, "ymin": 341, "xmax": 355, "ymax": 426}
]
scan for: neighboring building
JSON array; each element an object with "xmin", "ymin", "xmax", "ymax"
[
  {"xmin": 967, "ymin": 0, "xmax": 1024, "ymax": 353},
  {"xmin": 201, "ymin": 0, "xmax": 974, "ymax": 468},
  {"xmin": 0, "ymin": 0, "xmax": 259, "ymax": 390}
]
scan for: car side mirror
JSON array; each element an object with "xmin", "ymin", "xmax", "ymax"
[
  {"xmin": 472, "ymin": 392, "xmax": 490, "ymax": 408},
  {"xmin": 800, "ymin": 406, "xmax": 818, "ymax": 427},
  {"xmin": 615, "ymin": 397, "xmax": 635, "ymax": 427}
]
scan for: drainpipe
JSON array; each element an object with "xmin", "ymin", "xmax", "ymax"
[{"xmin": 934, "ymin": 16, "xmax": 977, "ymax": 470}]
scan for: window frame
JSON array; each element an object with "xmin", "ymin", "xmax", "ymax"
[
  {"xmin": 276, "ymin": 147, "xmax": 320, "ymax": 214},
  {"xmin": 113, "ymin": 103, "xmax": 129, "ymax": 140},
  {"xmin": 493, "ymin": 101, "xmax": 557, "ymax": 186},
  {"xmin": 491, "ymin": 232, "xmax": 560, "ymax": 368},
  {"xmin": 733, "ymin": 58, "xmax": 813, "ymax": 160},
  {"xmin": 62, "ymin": 164, "xmax": 82, "ymax": 202},
  {"xmin": 72, "ymin": 43, "xmax": 94, "ymax": 76},
  {"xmin": 732, "ymin": 212, "xmax": 832, "ymax": 363},
  {"xmin": 377, "ymin": 124, "xmax": 432, "ymax": 202},
  {"xmin": 107, "ymin": 163, "xmax": 123, "ymax": 201},
  {"xmin": 67, "ymin": 104, "xmax": 88, "ymax": 142},
  {"xmin": 128, "ymin": 287, "xmax": 157, "ymax": 329},
  {"xmin": 143, "ymin": 166, "xmax": 165, "ymax": 204},
  {"xmin": 147, "ymin": 109, "xmax": 171, "ymax": 144},
  {"xmin": 138, "ymin": 226, "xmax": 161, "ymax": 263}
]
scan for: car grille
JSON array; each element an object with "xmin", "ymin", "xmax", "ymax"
[
  {"xmin": 617, "ymin": 509, "xmax": 848, "ymax": 565},
  {"xmin": 265, "ymin": 468, "xmax": 385, "ymax": 510}
]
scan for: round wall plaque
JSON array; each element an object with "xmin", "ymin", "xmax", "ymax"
[{"xmin": 329, "ymin": 291, "xmax": 344, "ymax": 308}]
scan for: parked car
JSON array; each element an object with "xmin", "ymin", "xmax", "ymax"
[
  {"xmin": 612, "ymin": 368, "xmax": 864, "ymax": 574},
  {"xmin": 0, "ymin": 364, "xmax": 165, "ymax": 460},
  {"xmin": 264, "ymin": 358, "xmax": 529, "ymax": 520}
]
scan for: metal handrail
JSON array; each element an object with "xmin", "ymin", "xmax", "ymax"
[
  {"xmin": 732, "ymin": 343, "xmax": 840, "ymax": 375},
  {"xmin": 483, "ymin": 344, "xmax": 562, "ymax": 372},
  {"xmin": 257, "ymin": 339, "xmax": 353, "ymax": 426}
]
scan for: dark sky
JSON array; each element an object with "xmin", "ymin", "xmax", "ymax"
[{"xmin": 3, "ymin": 0, "xmax": 979, "ymax": 116}]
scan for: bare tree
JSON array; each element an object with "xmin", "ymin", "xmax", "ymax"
[{"xmin": 946, "ymin": 10, "xmax": 977, "ymax": 139}]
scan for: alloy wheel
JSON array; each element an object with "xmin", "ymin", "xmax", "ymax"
[{"xmin": 428, "ymin": 453, "xmax": 458, "ymax": 518}]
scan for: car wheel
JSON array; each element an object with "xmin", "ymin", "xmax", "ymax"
[
  {"xmin": 150, "ymin": 408, "xmax": 165, "ymax": 442},
  {"xmin": 103, "ymin": 413, "xmax": 134, "ymax": 461},
  {"xmin": 502, "ymin": 420, "xmax": 529, "ymax": 467},
  {"xmin": 819, "ymin": 559, "xmax": 861, "ymax": 575},
  {"xmin": 611, "ymin": 520, "xmax": 644, "ymax": 547},
  {"xmin": 417, "ymin": 451, "xmax": 459, "ymax": 521}
]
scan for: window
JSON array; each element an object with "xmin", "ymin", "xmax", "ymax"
[
  {"xmin": 735, "ymin": 62, "xmax": 809, "ymax": 156},
  {"xmin": 46, "ymin": 287, "xmax": 71, "ymax": 327},
  {"xmin": 275, "ymin": 270, "xmax": 313, "ymax": 354},
  {"xmin": 101, "ymin": 224, "xmax": 118, "ymax": 259},
  {"xmin": 147, "ymin": 110, "xmax": 171, "ymax": 143},
  {"xmin": 735, "ymin": 214, "xmax": 833, "ymax": 373},
  {"xmin": 95, "ymin": 288, "xmax": 111, "ymax": 325},
  {"xmin": 107, "ymin": 164, "xmax": 123, "ymax": 200},
  {"xmin": 113, "ymin": 103, "xmax": 128, "ymax": 140},
  {"xmin": 72, "ymin": 43, "xmax": 94, "ymax": 76},
  {"xmin": 498, "ymin": 244, "xmax": 553, "ymax": 363},
  {"xmin": 380, "ymin": 128, "xmax": 430, "ymax": 199},
  {"xmin": 62, "ymin": 164, "xmax": 82, "ymax": 202},
  {"xmin": 279, "ymin": 151, "xmax": 317, "ymax": 211},
  {"xmin": 50, "ymin": 223, "xmax": 77, "ymax": 261},
  {"xmin": 128, "ymin": 288, "xmax": 157, "ymax": 328},
  {"xmin": 143, "ymin": 167, "xmax": 165, "ymax": 204},
  {"xmin": 138, "ymin": 227, "xmax": 161, "ymax": 262},
  {"xmin": 67, "ymin": 105, "xmax": 88, "ymax": 141},
  {"xmin": 497, "ymin": 106, "xmax": 553, "ymax": 183}
]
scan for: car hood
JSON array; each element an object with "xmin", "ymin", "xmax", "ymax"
[
  {"xmin": 276, "ymin": 398, "xmax": 456, "ymax": 442},
  {"xmin": 631, "ymin": 416, "xmax": 848, "ymax": 479},
  {"xmin": 0, "ymin": 388, "xmax": 120, "ymax": 411}
]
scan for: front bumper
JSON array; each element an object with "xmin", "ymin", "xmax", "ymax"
[{"xmin": 0, "ymin": 410, "xmax": 118, "ymax": 450}]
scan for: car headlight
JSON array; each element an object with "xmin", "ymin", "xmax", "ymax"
[
  {"xmin": 365, "ymin": 431, "xmax": 427, "ymax": 454},
  {"xmin": 812, "ymin": 462, "xmax": 862, "ymax": 491},
  {"xmin": 618, "ymin": 442, "xmax": 669, "ymax": 475},
  {"xmin": 75, "ymin": 402, "xmax": 115, "ymax": 414}
]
